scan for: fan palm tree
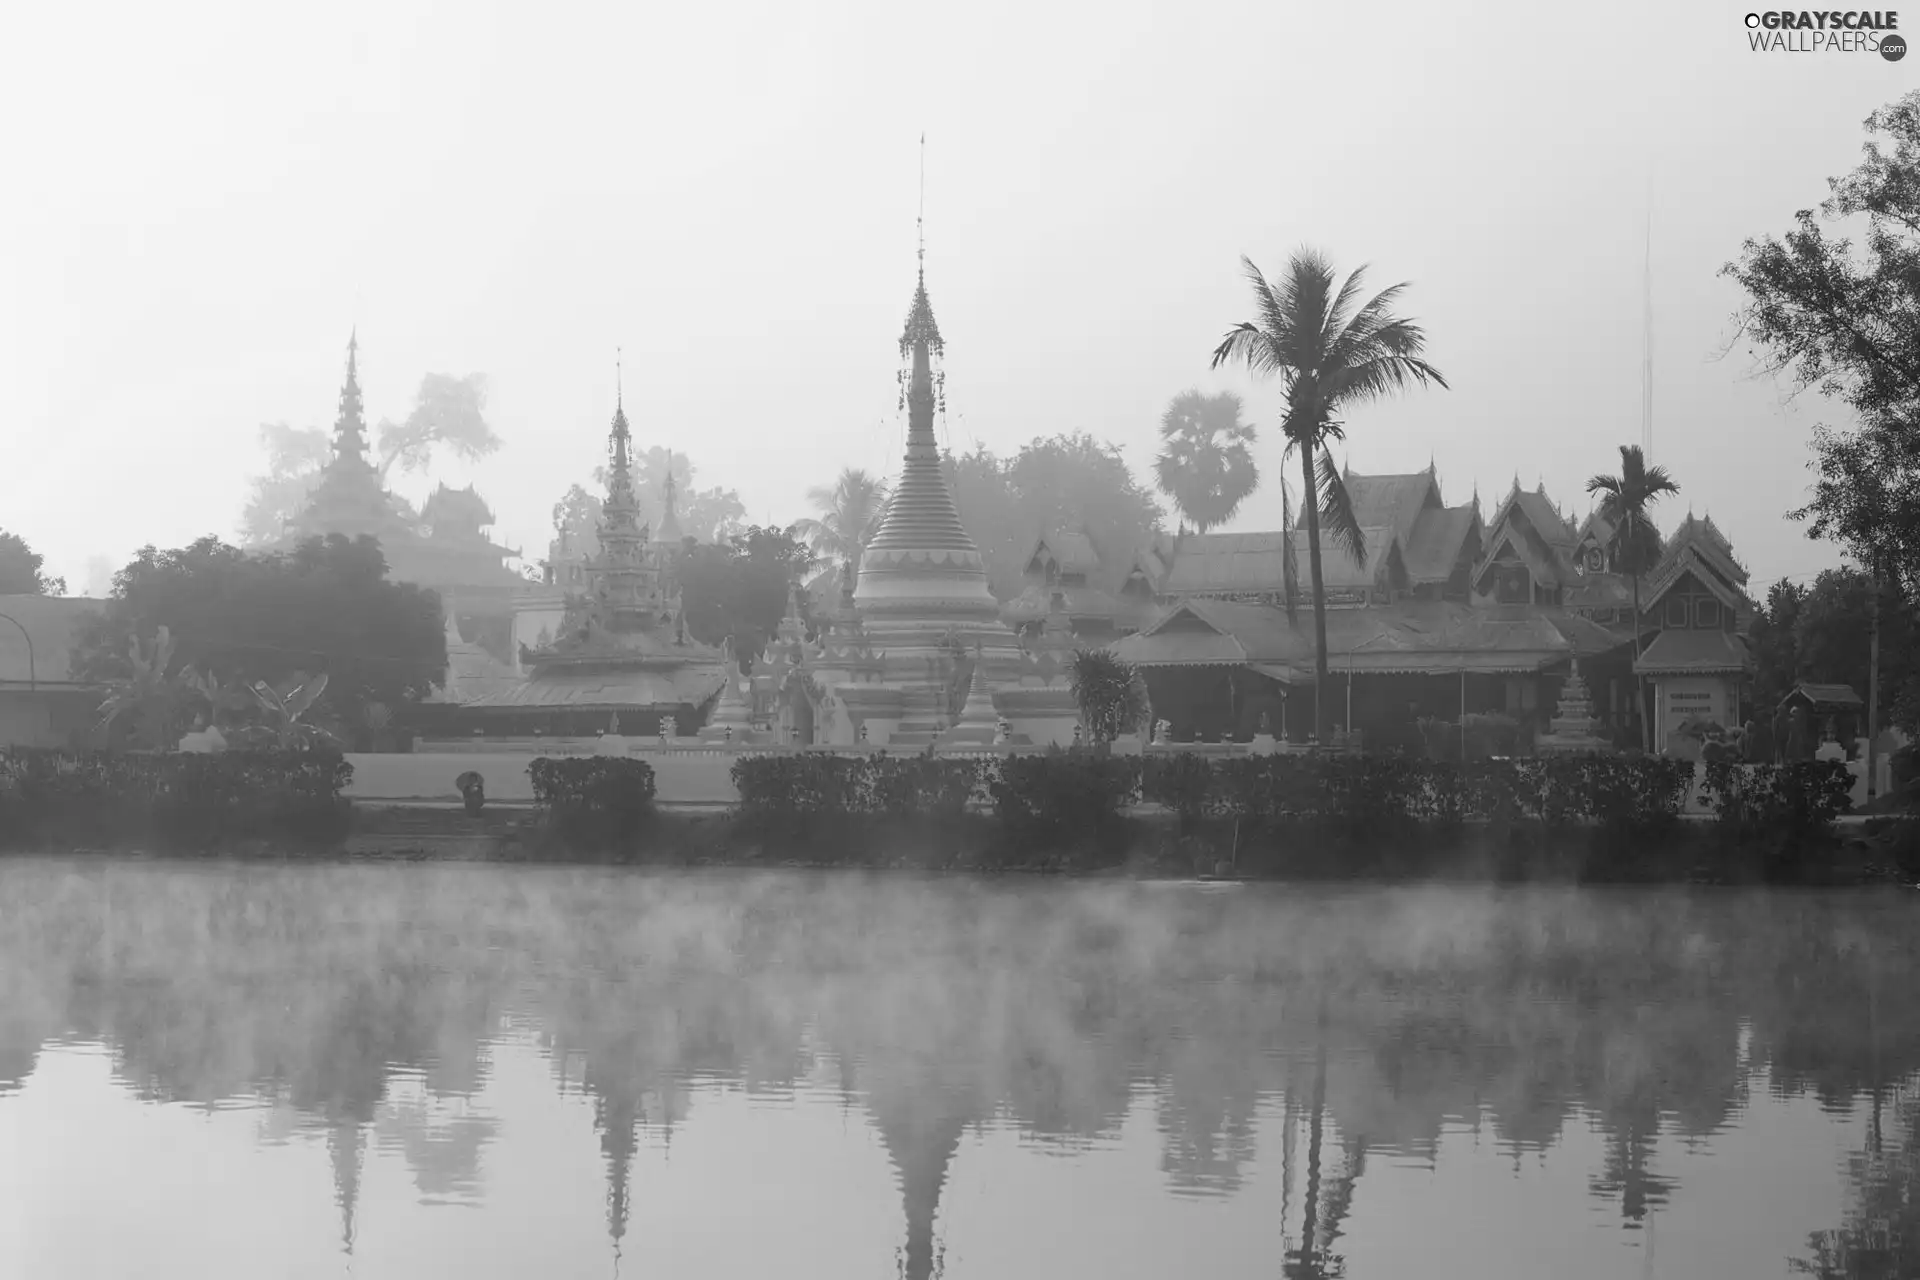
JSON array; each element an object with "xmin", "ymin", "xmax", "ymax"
[
  {"xmin": 1154, "ymin": 390, "xmax": 1261, "ymax": 534},
  {"xmin": 795, "ymin": 468, "xmax": 890, "ymax": 570},
  {"xmin": 1586, "ymin": 444, "xmax": 1680, "ymax": 752},
  {"xmin": 1211, "ymin": 250, "xmax": 1448, "ymax": 743}
]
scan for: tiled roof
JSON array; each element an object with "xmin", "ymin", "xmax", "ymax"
[
  {"xmin": 0, "ymin": 594, "xmax": 107, "ymax": 685},
  {"xmin": 1405, "ymin": 504, "xmax": 1478, "ymax": 584},
  {"xmin": 1026, "ymin": 530, "xmax": 1101, "ymax": 576},
  {"xmin": 1343, "ymin": 472, "xmax": 1440, "ymax": 544},
  {"xmin": 1784, "ymin": 681, "xmax": 1863, "ymax": 708},
  {"xmin": 1001, "ymin": 582, "xmax": 1125, "ymax": 624},
  {"xmin": 1109, "ymin": 598, "xmax": 1314, "ymax": 670},
  {"xmin": 461, "ymin": 666, "xmax": 728, "ymax": 710},
  {"xmin": 1632, "ymin": 628, "xmax": 1751, "ymax": 675}
]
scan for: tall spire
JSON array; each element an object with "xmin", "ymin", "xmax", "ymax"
[
  {"xmin": 332, "ymin": 330, "xmax": 371, "ymax": 465},
  {"xmin": 656, "ymin": 449, "xmax": 684, "ymax": 544}
]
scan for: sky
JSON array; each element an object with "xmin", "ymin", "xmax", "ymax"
[{"xmin": 1, "ymin": 0, "xmax": 1911, "ymax": 597}]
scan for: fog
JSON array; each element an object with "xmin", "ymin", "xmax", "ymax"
[
  {"xmin": 0, "ymin": 0, "xmax": 1901, "ymax": 588},
  {"xmin": 3, "ymin": 864, "xmax": 1916, "ymax": 1276}
]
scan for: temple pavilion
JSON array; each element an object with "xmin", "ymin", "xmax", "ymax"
[
  {"xmin": 283, "ymin": 334, "xmax": 526, "ymax": 662},
  {"xmin": 1110, "ymin": 467, "xmax": 1757, "ymax": 752},
  {"xmin": 417, "ymin": 388, "xmax": 728, "ymax": 737}
]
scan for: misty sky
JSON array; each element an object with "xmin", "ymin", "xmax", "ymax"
[{"xmin": 1, "ymin": 0, "xmax": 1909, "ymax": 595}]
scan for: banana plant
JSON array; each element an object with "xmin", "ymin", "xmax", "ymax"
[
  {"xmin": 243, "ymin": 671, "xmax": 340, "ymax": 751},
  {"xmin": 96, "ymin": 626, "xmax": 183, "ymax": 747},
  {"xmin": 177, "ymin": 664, "xmax": 254, "ymax": 724}
]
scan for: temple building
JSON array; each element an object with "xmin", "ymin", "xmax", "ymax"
[
  {"xmin": 284, "ymin": 334, "xmax": 526, "ymax": 661},
  {"xmin": 797, "ymin": 247, "xmax": 1075, "ymax": 747},
  {"xmin": 1000, "ymin": 529, "xmax": 1156, "ymax": 642},
  {"xmin": 420, "ymin": 389, "xmax": 728, "ymax": 736},
  {"xmin": 1111, "ymin": 467, "xmax": 1756, "ymax": 752}
]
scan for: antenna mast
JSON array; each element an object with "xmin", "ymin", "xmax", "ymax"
[{"xmin": 1641, "ymin": 209, "xmax": 1653, "ymax": 464}]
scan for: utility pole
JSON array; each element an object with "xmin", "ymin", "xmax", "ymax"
[{"xmin": 1867, "ymin": 559, "xmax": 1881, "ymax": 803}]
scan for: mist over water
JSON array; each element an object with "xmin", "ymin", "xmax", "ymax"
[{"xmin": 2, "ymin": 864, "xmax": 1916, "ymax": 1278}]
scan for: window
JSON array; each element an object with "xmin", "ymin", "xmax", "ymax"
[
  {"xmin": 1664, "ymin": 597, "xmax": 1689, "ymax": 628},
  {"xmin": 1694, "ymin": 598, "xmax": 1721, "ymax": 629}
]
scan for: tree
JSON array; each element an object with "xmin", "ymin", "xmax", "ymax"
[
  {"xmin": 72, "ymin": 534, "xmax": 447, "ymax": 744},
  {"xmin": 0, "ymin": 529, "xmax": 65, "ymax": 595},
  {"xmin": 1747, "ymin": 578, "xmax": 1809, "ymax": 711},
  {"xmin": 946, "ymin": 434, "xmax": 1166, "ymax": 599},
  {"xmin": 238, "ymin": 374, "xmax": 499, "ymax": 548},
  {"xmin": 1068, "ymin": 649, "xmax": 1150, "ymax": 744},
  {"xmin": 675, "ymin": 525, "xmax": 816, "ymax": 669},
  {"xmin": 1154, "ymin": 390, "xmax": 1260, "ymax": 533},
  {"xmin": 1762, "ymin": 567, "xmax": 1920, "ymax": 734},
  {"xmin": 1210, "ymin": 249, "xmax": 1448, "ymax": 743},
  {"xmin": 795, "ymin": 468, "xmax": 889, "ymax": 566},
  {"xmin": 1585, "ymin": 444, "xmax": 1681, "ymax": 752},
  {"xmin": 1723, "ymin": 92, "xmax": 1920, "ymax": 596}
]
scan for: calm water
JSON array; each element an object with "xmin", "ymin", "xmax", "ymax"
[{"xmin": 1, "ymin": 864, "xmax": 1916, "ymax": 1280}]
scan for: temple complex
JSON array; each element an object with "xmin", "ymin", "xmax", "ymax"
[
  {"xmin": 284, "ymin": 335, "xmax": 526, "ymax": 663},
  {"xmin": 1111, "ymin": 468, "xmax": 1757, "ymax": 752},
  {"xmin": 429, "ymin": 388, "xmax": 728, "ymax": 736}
]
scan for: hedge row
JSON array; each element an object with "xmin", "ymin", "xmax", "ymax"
[
  {"xmin": 729, "ymin": 750, "xmax": 1854, "ymax": 832},
  {"xmin": 527, "ymin": 757, "xmax": 658, "ymax": 850},
  {"xmin": 0, "ymin": 748, "xmax": 353, "ymax": 852}
]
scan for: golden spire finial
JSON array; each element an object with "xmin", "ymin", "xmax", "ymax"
[
  {"xmin": 616, "ymin": 346, "xmax": 623, "ymax": 409},
  {"xmin": 917, "ymin": 132, "xmax": 926, "ymax": 275}
]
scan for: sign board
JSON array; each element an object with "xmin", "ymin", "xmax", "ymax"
[{"xmin": 1660, "ymin": 677, "xmax": 1728, "ymax": 731}]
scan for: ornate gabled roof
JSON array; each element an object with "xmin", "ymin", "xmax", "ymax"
[
  {"xmin": 421, "ymin": 483, "xmax": 497, "ymax": 535},
  {"xmin": 1339, "ymin": 471, "xmax": 1444, "ymax": 546},
  {"xmin": 1025, "ymin": 530, "xmax": 1100, "ymax": 578},
  {"xmin": 1404, "ymin": 504, "xmax": 1481, "ymax": 584},
  {"xmin": 1109, "ymin": 598, "xmax": 1313, "ymax": 671}
]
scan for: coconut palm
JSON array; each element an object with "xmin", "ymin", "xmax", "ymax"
[
  {"xmin": 1211, "ymin": 249, "xmax": 1449, "ymax": 743},
  {"xmin": 1154, "ymin": 390, "xmax": 1260, "ymax": 534},
  {"xmin": 1586, "ymin": 444, "xmax": 1680, "ymax": 752},
  {"xmin": 795, "ymin": 468, "xmax": 890, "ymax": 566}
]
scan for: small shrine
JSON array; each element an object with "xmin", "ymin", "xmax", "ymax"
[{"xmin": 1535, "ymin": 659, "xmax": 1611, "ymax": 755}]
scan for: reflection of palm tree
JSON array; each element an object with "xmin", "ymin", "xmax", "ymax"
[
  {"xmin": 327, "ymin": 1116, "xmax": 366, "ymax": 1258},
  {"xmin": 1287, "ymin": 1003, "xmax": 1357, "ymax": 1280}
]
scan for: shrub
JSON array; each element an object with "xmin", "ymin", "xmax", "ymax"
[
  {"xmin": 528, "ymin": 756, "xmax": 657, "ymax": 851},
  {"xmin": 990, "ymin": 750, "xmax": 1141, "ymax": 864},
  {"xmin": 0, "ymin": 747, "xmax": 352, "ymax": 852}
]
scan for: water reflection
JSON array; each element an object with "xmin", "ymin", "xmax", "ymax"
[{"xmin": 1, "ymin": 864, "xmax": 1917, "ymax": 1279}]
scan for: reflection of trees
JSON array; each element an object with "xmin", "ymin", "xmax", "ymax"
[
  {"xmin": 1796, "ymin": 1091, "xmax": 1920, "ymax": 1279},
  {"xmin": 5, "ymin": 869, "xmax": 1920, "ymax": 1271}
]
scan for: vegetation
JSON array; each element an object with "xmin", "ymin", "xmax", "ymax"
[
  {"xmin": 1153, "ymin": 390, "xmax": 1259, "ymax": 533},
  {"xmin": 1750, "ymin": 568, "xmax": 1920, "ymax": 733},
  {"xmin": 1211, "ymin": 249, "xmax": 1448, "ymax": 742},
  {"xmin": 527, "ymin": 756, "xmax": 657, "ymax": 851},
  {"xmin": 0, "ymin": 748, "xmax": 352, "ymax": 852},
  {"xmin": 72, "ymin": 535, "xmax": 447, "ymax": 749},
  {"xmin": 1724, "ymin": 90, "xmax": 1920, "ymax": 598},
  {"xmin": 240, "ymin": 372, "xmax": 500, "ymax": 546},
  {"xmin": 946, "ymin": 433, "xmax": 1166, "ymax": 599},
  {"xmin": 1067, "ymin": 649, "xmax": 1150, "ymax": 743},
  {"xmin": 795, "ymin": 467, "xmax": 889, "ymax": 566},
  {"xmin": 1586, "ymin": 443, "xmax": 1681, "ymax": 751},
  {"xmin": 675, "ymin": 525, "xmax": 817, "ymax": 668},
  {"xmin": 0, "ymin": 529, "xmax": 64, "ymax": 595}
]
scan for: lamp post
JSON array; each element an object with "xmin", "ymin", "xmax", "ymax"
[{"xmin": 0, "ymin": 612, "xmax": 34, "ymax": 691}]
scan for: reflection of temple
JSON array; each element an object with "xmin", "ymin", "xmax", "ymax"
[
  {"xmin": 283, "ymin": 334, "xmax": 525, "ymax": 662},
  {"xmin": 420, "ymin": 390, "xmax": 728, "ymax": 736}
]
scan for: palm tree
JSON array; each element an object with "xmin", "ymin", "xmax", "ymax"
[
  {"xmin": 795, "ymin": 468, "xmax": 890, "ymax": 570},
  {"xmin": 1211, "ymin": 250, "xmax": 1448, "ymax": 743},
  {"xmin": 1154, "ymin": 390, "xmax": 1260, "ymax": 533},
  {"xmin": 1586, "ymin": 444, "xmax": 1679, "ymax": 753}
]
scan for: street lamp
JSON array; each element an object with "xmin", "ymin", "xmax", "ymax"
[{"xmin": 0, "ymin": 612, "xmax": 34, "ymax": 691}]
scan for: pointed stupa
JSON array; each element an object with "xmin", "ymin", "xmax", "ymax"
[
  {"xmin": 333, "ymin": 329, "xmax": 372, "ymax": 466},
  {"xmin": 655, "ymin": 451, "xmax": 685, "ymax": 545},
  {"xmin": 938, "ymin": 648, "xmax": 999, "ymax": 748},
  {"xmin": 853, "ymin": 257, "xmax": 997, "ymax": 617},
  {"xmin": 845, "ymin": 228, "xmax": 1033, "ymax": 745}
]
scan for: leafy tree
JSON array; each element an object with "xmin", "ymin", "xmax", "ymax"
[
  {"xmin": 946, "ymin": 434, "xmax": 1166, "ymax": 599},
  {"xmin": 1747, "ymin": 579, "xmax": 1809, "ymax": 711},
  {"xmin": 0, "ymin": 529, "xmax": 65, "ymax": 595},
  {"xmin": 73, "ymin": 534, "xmax": 447, "ymax": 742},
  {"xmin": 675, "ymin": 525, "xmax": 816, "ymax": 668},
  {"xmin": 1796, "ymin": 569, "xmax": 1918, "ymax": 733},
  {"xmin": 1723, "ymin": 92, "xmax": 1920, "ymax": 595},
  {"xmin": 795, "ymin": 468, "xmax": 889, "ymax": 566},
  {"xmin": 1211, "ymin": 249, "xmax": 1448, "ymax": 742},
  {"xmin": 238, "ymin": 374, "xmax": 497, "ymax": 548},
  {"xmin": 1586, "ymin": 444, "xmax": 1681, "ymax": 752},
  {"xmin": 1154, "ymin": 390, "xmax": 1260, "ymax": 533},
  {"xmin": 1068, "ymin": 649, "xmax": 1150, "ymax": 744}
]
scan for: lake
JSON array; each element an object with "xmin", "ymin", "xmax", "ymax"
[{"xmin": 1, "ymin": 862, "xmax": 1915, "ymax": 1279}]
